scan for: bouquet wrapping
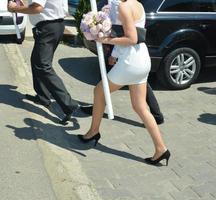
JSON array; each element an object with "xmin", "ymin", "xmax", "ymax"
[{"xmin": 80, "ymin": 5, "xmax": 112, "ymax": 40}]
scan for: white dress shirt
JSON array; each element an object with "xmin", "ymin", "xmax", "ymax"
[{"xmin": 28, "ymin": 0, "xmax": 68, "ymax": 26}]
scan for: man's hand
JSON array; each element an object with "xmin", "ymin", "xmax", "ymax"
[
  {"xmin": 108, "ymin": 56, "xmax": 117, "ymax": 66},
  {"xmin": 8, "ymin": 1, "xmax": 17, "ymax": 12}
]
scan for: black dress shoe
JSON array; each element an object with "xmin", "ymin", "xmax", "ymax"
[
  {"xmin": 59, "ymin": 105, "xmax": 80, "ymax": 125},
  {"xmin": 59, "ymin": 113, "xmax": 72, "ymax": 125},
  {"xmin": 154, "ymin": 116, "xmax": 164, "ymax": 125},
  {"xmin": 25, "ymin": 94, "xmax": 51, "ymax": 108},
  {"xmin": 80, "ymin": 105, "xmax": 93, "ymax": 115}
]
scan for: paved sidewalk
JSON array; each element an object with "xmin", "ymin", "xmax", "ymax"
[
  {"xmin": 2, "ymin": 12, "xmax": 216, "ymax": 199},
  {"xmin": 0, "ymin": 45, "xmax": 57, "ymax": 200},
  {"xmin": 15, "ymin": 37, "xmax": 216, "ymax": 200}
]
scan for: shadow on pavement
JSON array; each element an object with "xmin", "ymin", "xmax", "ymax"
[
  {"xmin": 0, "ymin": 84, "xmax": 143, "ymax": 128},
  {"xmin": 6, "ymin": 117, "xmax": 85, "ymax": 157},
  {"xmin": 7, "ymin": 118, "xmax": 162, "ymax": 166},
  {"xmin": 197, "ymin": 87, "xmax": 216, "ymax": 95},
  {"xmin": 0, "ymin": 84, "xmax": 60, "ymax": 123},
  {"xmin": 67, "ymin": 133, "xmax": 148, "ymax": 164},
  {"xmin": 0, "ymin": 35, "xmax": 17, "ymax": 44},
  {"xmin": 59, "ymin": 57, "xmax": 101, "ymax": 86},
  {"xmin": 198, "ymin": 113, "xmax": 216, "ymax": 126}
]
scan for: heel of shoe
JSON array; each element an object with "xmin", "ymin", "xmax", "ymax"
[
  {"xmin": 94, "ymin": 139, "xmax": 99, "ymax": 146},
  {"xmin": 166, "ymin": 158, "xmax": 169, "ymax": 166},
  {"xmin": 145, "ymin": 149, "xmax": 171, "ymax": 166},
  {"xmin": 78, "ymin": 132, "xmax": 101, "ymax": 147},
  {"xmin": 94, "ymin": 134, "xmax": 101, "ymax": 146},
  {"xmin": 165, "ymin": 150, "xmax": 171, "ymax": 166}
]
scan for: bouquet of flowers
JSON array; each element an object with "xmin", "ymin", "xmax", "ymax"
[{"xmin": 80, "ymin": 5, "xmax": 112, "ymax": 41}]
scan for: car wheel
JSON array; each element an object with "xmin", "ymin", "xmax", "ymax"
[
  {"xmin": 16, "ymin": 28, "xmax": 26, "ymax": 44},
  {"xmin": 157, "ymin": 47, "xmax": 201, "ymax": 90}
]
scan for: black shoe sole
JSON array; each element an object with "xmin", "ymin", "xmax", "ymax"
[{"xmin": 25, "ymin": 94, "xmax": 51, "ymax": 108}]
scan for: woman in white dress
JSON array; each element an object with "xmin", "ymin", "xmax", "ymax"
[{"xmin": 78, "ymin": 0, "xmax": 170, "ymax": 166}]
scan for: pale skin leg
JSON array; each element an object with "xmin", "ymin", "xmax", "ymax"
[
  {"xmin": 84, "ymin": 80, "xmax": 122, "ymax": 138},
  {"xmin": 129, "ymin": 83, "xmax": 167, "ymax": 160},
  {"xmin": 84, "ymin": 80, "xmax": 167, "ymax": 160}
]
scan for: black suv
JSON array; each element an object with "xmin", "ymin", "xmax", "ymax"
[{"xmin": 83, "ymin": 0, "xmax": 216, "ymax": 89}]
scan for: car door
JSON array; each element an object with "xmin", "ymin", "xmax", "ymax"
[
  {"xmin": 193, "ymin": 0, "xmax": 216, "ymax": 58},
  {"xmin": 0, "ymin": 0, "xmax": 8, "ymax": 12}
]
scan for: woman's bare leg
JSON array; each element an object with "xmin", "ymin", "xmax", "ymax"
[
  {"xmin": 129, "ymin": 83, "xmax": 167, "ymax": 159},
  {"xmin": 83, "ymin": 80, "xmax": 122, "ymax": 139}
]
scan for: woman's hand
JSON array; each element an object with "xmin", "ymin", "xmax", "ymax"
[
  {"xmin": 108, "ymin": 56, "xmax": 117, "ymax": 66},
  {"xmin": 96, "ymin": 37, "xmax": 111, "ymax": 44}
]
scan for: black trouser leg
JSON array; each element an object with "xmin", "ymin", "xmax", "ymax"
[
  {"xmin": 30, "ymin": 57, "xmax": 52, "ymax": 105},
  {"xmin": 146, "ymin": 83, "xmax": 164, "ymax": 120},
  {"xmin": 31, "ymin": 21, "xmax": 78, "ymax": 114}
]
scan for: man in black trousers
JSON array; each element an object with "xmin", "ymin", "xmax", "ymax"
[{"xmin": 8, "ymin": 0, "xmax": 78, "ymax": 124}]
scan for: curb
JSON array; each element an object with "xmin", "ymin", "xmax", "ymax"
[{"xmin": 3, "ymin": 43, "xmax": 103, "ymax": 200}]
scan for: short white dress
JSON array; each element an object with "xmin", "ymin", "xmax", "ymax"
[{"xmin": 107, "ymin": 0, "xmax": 151, "ymax": 85}]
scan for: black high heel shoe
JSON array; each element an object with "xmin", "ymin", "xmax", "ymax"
[
  {"xmin": 145, "ymin": 149, "xmax": 171, "ymax": 166},
  {"xmin": 77, "ymin": 133, "xmax": 101, "ymax": 146}
]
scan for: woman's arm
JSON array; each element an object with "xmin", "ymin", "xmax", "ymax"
[
  {"xmin": 8, "ymin": 2, "xmax": 43, "ymax": 14},
  {"xmin": 97, "ymin": 2, "xmax": 138, "ymax": 46}
]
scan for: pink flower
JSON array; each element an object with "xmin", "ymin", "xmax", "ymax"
[
  {"xmin": 102, "ymin": 4, "xmax": 111, "ymax": 14},
  {"xmin": 83, "ymin": 32, "xmax": 96, "ymax": 40},
  {"xmin": 90, "ymin": 25, "xmax": 100, "ymax": 35},
  {"xmin": 80, "ymin": 9, "xmax": 112, "ymax": 40},
  {"xmin": 97, "ymin": 24, "xmax": 103, "ymax": 30},
  {"xmin": 102, "ymin": 19, "xmax": 112, "ymax": 32},
  {"xmin": 83, "ymin": 12, "xmax": 95, "ymax": 25}
]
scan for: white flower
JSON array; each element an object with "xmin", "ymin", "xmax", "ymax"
[
  {"xmin": 90, "ymin": 25, "xmax": 100, "ymax": 35},
  {"xmin": 102, "ymin": 19, "xmax": 112, "ymax": 32}
]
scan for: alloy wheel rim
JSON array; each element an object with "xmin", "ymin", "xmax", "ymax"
[{"xmin": 169, "ymin": 53, "xmax": 196, "ymax": 85}]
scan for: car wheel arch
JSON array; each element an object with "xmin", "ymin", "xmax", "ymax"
[{"xmin": 159, "ymin": 29, "xmax": 208, "ymax": 56}]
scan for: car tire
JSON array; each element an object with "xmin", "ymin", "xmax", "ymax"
[
  {"xmin": 16, "ymin": 28, "xmax": 25, "ymax": 44},
  {"xmin": 157, "ymin": 47, "xmax": 201, "ymax": 90}
]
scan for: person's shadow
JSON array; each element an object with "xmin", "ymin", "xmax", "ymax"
[
  {"xmin": 0, "ymin": 84, "xmax": 144, "ymax": 127},
  {"xmin": 0, "ymin": 84, "xmax": 60, "ymax": 123},
  {"xmin": 7, "ymin": 118, "xmax": 160, "ymax": 166},
  {"xmin": 197, "ymin": 87, "xmax": 216, "ymax": 95},
  {"xmin": 198, "ymin": 113, "xmax": 216, "ymax": 125},
  {"xmin": 59, "ymin": 57, "xmax": 101, "ymax": 86},
  {"xmin": 197, "ymin": 87, "xmax": 216, "ymax": 125}
]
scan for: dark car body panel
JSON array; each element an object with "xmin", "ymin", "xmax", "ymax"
[
  {"xmin": 0, "ymin": 16, "xmax": 24, "ymax": 25},
  {"xmin": 145, "ymin": 11, "xmax": 216, "ymax": 71},
  {"xmin": 84, "ymin": 0, "xmax": 216, "ymax": 72}
]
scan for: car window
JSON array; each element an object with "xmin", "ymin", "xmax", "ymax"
[
  {"xmin": 195, "ymin": 0, "xmax": 216, "ymax": 12},
  {"xmin": 139, "ymin": 0, "xmax": 163, "ymax": 13},
  {"xmin": 158, "ymin": 0, "xmax": 195, "ymax": 12}
]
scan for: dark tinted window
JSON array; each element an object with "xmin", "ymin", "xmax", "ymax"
[
  {"xmin": 140, "ymin": 0, "xmax": 163, "ymax": 13},
  {"xmin": 159, "ymin": 0, "xmax": 195, "ymax": 12},
  {"xmin": 195, "ymin": 0, "xmax": 216, "ymax": 12}
]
